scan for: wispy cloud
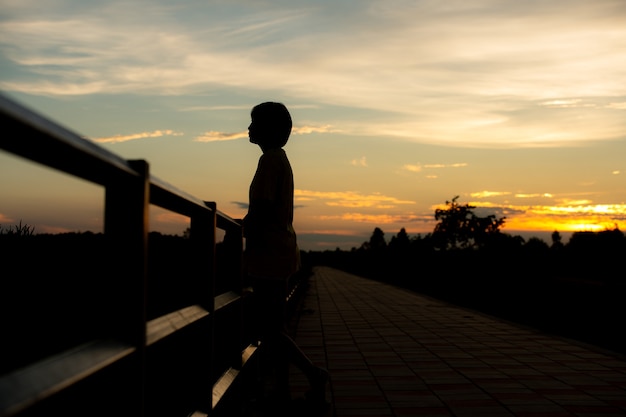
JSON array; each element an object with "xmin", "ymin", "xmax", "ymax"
[
  {"xmin": 296, "ymin": 189, "xmax": 415, "ymax": 209},
  {"xmin": 402, "ymin": 164, "xmax": 422, "ymax": 173},
  {"xmin": 607, "ymin": 102, "xmax": 626, "ymax": 110},
  {"xmin": 425, "ymin": 163, "xmax": 468, "ymax": 169},
  {"xmin": 231, "ymin": 201, "xmax": 249, "ymax": 210},
  {"xmin": 319, "ymin": 212, "xmax": 428, "ymax": 225},
  {"xmin": 540, "ymin": 99, "xmax": 626, "ymax": 110},
  {"xmin": 471, "ymin": 191, "xmax": 511, "ymax": 198},
  {"xmin": 194, "ymin": 125, "xmax": 336, "ymax": 142},
  {"xmin": 155, "ymin": 103, "xmax": 320, "ymax": 113},
  {"xmin": 539, "ymin": 99, "xmax": 594, "ymax": 108},
  {"xmin": 195, "ymin": 131, "xmax": 248, "ymax": 142},
  {"xmin": 351, "ymin": 156, "xmax": 367, "ymax": 167},
  {"xmin": 0, "ymin": 213, "xmax": 15, "ymax": 223},
  {"xmin": 180, "ymin": 105, "xmax": 251, "ymax": 112},
  {"xmin": 2, "ymin": 1, "xmax": 625, "ymax": 147},
  {"xmin": 292, "ymin": 125, "xmax": 337, "ymax": 135},
  {"xmin": 93, "ymin": 129, "xmax": 182, "ymax": 144},
  {"xmin": 515, "ymin": 193, "xmax": 554, "ymax": 198},
  {"xmin": 402, "ymin": 163, "xmax": 468, "ymax": 173}
]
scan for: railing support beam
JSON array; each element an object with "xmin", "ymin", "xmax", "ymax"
[{"xmin": 104, "ymin": 159, "xmax": 150, "ymax": 415}]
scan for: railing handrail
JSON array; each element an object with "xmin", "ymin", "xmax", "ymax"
[
  {"xmin": 0, "ymin": 92, "xmax": 253, "ymax": 417},
  {"xmin": 0, "ymin": 92, "xmax": 239, "ymax": 227},
  {"xmin": 0, "ymin": 93, "xmax": 138, "ymax": 185}
]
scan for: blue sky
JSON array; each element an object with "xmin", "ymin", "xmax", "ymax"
[{"xmin": 1, "ymin": 0, "xmax": 625, "ymax": 250}]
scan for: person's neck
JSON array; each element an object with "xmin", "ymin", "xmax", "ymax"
[{"xmin": 260, "ymin": 145, "xmax": 280, "ymax": 153}]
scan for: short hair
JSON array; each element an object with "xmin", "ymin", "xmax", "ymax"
[{"xmin": 251, "ymin": 102, "xmax": 292, "ymax": 148}]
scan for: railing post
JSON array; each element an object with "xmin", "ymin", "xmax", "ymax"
[
  {"xmin": 190, "ymin": 201, "xmax": 217, "ymax": 398},
  {"xmin": 104, "ymin": 159, "xmax": 149, "ymax": 416},
  {"xmin": 191, "ymin": 202, "xmax": 216, "ymax": 313},
  {"xmin": 229, "ymin": 221, "xmax": 245, "ymax": 352},
  {"xmin": 221, "ymin": 219, "xmax": 245, "ymax": 365}
]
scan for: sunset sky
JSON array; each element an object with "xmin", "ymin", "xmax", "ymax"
[{"xmin": 1, "ymin": 0, "xmax": 625, "ymax": 250}]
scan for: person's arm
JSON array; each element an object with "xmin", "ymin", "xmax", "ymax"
[
  {"xmin": 243, "ymin": 198, "xmax": 275, "ymax": 238},
  {"xmin": 243, "ymin": 153, "xmax": 280, "ymax": 239}
]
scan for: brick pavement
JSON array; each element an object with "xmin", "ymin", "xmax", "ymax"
[{"xmin": 288, "ymin": 266, "xmax": 626, "ymax": 417}]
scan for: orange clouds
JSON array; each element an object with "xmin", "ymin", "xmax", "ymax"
[
  {"xmin": 474, "ymin": 200, "xmax": 626, "ymax": 234},
  {"xmin": 291, "ymin": 125, "xmax": 337, "ymax": 135},
  {"xmin": 318, "ymin": 212, "xmax": 426, "ymax": 225},
  {"xmin": 402, "ymin": 163, "xmax": 468, "ymax": 174},
  {"xmin": 351, "ymin": 156, "xmax": 368, "ymax": 167},
  {"xmin": 0, "ymin": 213, "xmax": 14, "ymax": 223},
  {"xmin": 93, "ymin": 129, "xmax": 183, "ymax": 143},
  {"xmin": 194, "ymin": 131, "xmax": 248, "ymax": 142},
  {"xmin": 506, "ymin": 215, "xmax": 618, "ymax": 233},
  {"xmin": 470, "ymin": 191, "xmax": 511, "ymax": 198},
  {"xmin": 295, "ymin": 189, "xmax": 415, "ymax": 209}
]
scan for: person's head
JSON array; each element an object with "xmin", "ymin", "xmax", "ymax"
[{"xmin": 248, "ymin": 102, "xmax": 292, "ymax": 149}]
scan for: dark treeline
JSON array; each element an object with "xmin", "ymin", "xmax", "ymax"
[
  {"xmin": 303, "ymin": 197, "xmax": 626, "ymax": 356},
  {"xmin": 304, "ymin": 225, "xmax": 625, "ymax": 286}
]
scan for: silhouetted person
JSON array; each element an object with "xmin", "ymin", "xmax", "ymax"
[{"xmin": 243, "ymin": 102, "xmax": 329, "ymax": 409}]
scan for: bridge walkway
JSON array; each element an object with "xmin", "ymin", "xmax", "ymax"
[{"xmin": 277, "ymin": 266, "xmax": 626, "ymax": 417}]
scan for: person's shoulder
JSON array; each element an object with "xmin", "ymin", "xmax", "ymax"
[
  {"xmin": 257, "ymin": 149, "xmax": 288, "ymax": 172},
  {"xmin": 262, "ymin": 148, "xmax": 288, "ymax": 160}
]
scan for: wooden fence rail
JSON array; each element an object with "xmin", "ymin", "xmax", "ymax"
[{"xmin": 0, "ymin": 93, "xmax": 272, "ymax": 416}]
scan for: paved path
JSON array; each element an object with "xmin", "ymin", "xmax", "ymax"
[{"xmin": 287, "ymin": 266, "xmax": 626, "ymax": 417}]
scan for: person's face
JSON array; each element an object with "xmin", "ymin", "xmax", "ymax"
[
  {"xmin": 248, "ymin": 117, "xmax": 259, "ymax": 144},
  {"xmin": 248, "ymin": 115, "xmax": 269, "ymax": 145}
]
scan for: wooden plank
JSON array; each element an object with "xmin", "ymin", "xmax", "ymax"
[
  {"xmin": 241, "ymin": 344, "xmax": 258, "ymax": 365},
  {"xmin": 0, "ymin": 339, "xmax": 134, "ymax": 417},
  {"xmin": 214, "ymin": 291, "xmax": 241, "ymax": 312},
  {"xmin": 211, "ymin": 343, "xmax": 259, "ymax": 410},
  {"xmin": 149, "ymin": 176, "xmax": 210, "ymax": 216},
  {"xmin": 212, "ymin": 367, "xmax": 239, "ymax": 409},
  {"xmin": 185, "ymin": 343, "xmax": 259, "ymax": 416},
  {"xmin": 146, "ymin": 305, "xmax": 210, "ymax": 346}
]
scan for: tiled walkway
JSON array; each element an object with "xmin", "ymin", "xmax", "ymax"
[{"xmin": 288, "ymin": 266, "xmax": 626, "ymax": 417}]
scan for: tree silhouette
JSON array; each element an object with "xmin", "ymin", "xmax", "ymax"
[
  {"xmin": 368, "ymin": 227, "xmax": 387, "ymax": 251},
  {"xmin": 432, "ymin": 196, "xmax": 506, "ymax": 250},
  {"xmin": 525, "ymin": 236, "xmax": 549, "ymax": 252},
  {"xmin": 551, "ymin": 230, "xmax": 564, "ymax": 250},
  {"xmin": 389, "ymin": 228, "xmax": 410, "ymax": 251}
]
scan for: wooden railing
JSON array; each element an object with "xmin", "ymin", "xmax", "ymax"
[{"xmin": 0, "ymin": 93, "xmax": 279, "ymax": 416}]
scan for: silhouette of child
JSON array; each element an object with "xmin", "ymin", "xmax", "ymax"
[{"xmin": 243, "ymin": 102, "xmax": 329, "ymax": 408}]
